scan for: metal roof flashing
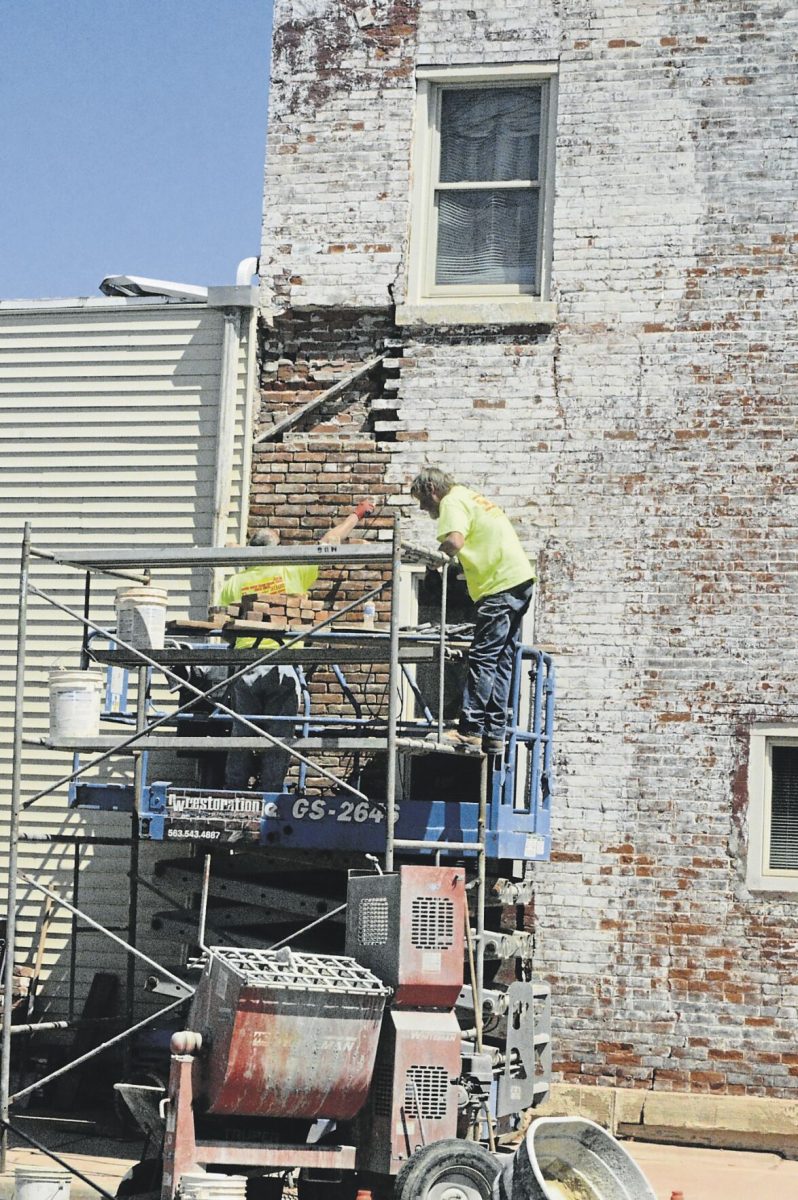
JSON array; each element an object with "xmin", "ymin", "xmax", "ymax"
[
  {"xmin": 0, "ymin": 294, "xmax": 209, "ymax": 313},
  {"xmin": 1, "ymin": 260, "xmax": 262, "ymax": 311}
]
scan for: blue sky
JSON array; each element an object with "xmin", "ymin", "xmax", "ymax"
[{"xmin": 0, "ymin": 1, "xmax": 273, "ymax": 299}]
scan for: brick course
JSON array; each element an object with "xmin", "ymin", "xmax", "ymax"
[{"xmin": 259, "ymin": 1, "xmax": 798, "ymax": 1097}]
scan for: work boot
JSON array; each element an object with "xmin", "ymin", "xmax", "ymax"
[{"xmin": 434, "ymin": 727, "xmax": 482, "ymax": 751}]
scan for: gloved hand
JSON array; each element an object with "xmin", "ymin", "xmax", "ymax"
[{"xmin": 354, "ymin": 499, "xmax": 376, "ymax": 520}]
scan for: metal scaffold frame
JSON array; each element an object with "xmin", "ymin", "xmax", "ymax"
[{"xmin": 2, "ymin": 516, "xmax": 504, "ymax": 1168}]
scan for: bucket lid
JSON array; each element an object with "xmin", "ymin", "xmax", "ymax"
[
  {"xmin": 48, "ymin": 670, "xmax": 104, "ymax": 687},
  {"xmin": 115, "ymin": 586, "xmax": 168, "ymax": 601},
  {"xmin": 15, "ymin": 1166, "xmax": 72, "ymax": 1180},
  {"xmin": 178, "ymin": 1175, "xmax": 247, "ymax": 1197}
]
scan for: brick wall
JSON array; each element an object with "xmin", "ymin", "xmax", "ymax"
[
  {"xmin": 251, "ymin": 309, "xmax": 398, "ymax": 789},
  {"xmin": 259, "ymin": 1, "xmax": 798, "ymax": 1097}
]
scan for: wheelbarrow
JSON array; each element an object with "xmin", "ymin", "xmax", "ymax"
[{"xmin": 493, "ymin": 1116, "xmax": 656, "ymax": 1200}]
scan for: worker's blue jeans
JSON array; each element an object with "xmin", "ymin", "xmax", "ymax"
[
  {"xmin": 224, "ymin": 666, "xmax": 301, "ymax": 793},
  {"xmin": 459, "ymin": 579, "xmax": 534, "ymax": 742},
  {"xmin": 188, "ymin": 663, "xmax": 300, "ymax": 792}
]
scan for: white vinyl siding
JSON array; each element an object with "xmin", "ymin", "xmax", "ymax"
[{"xmin": 0, "ymin": 299, "xmax": 252, "ymax": 1014}]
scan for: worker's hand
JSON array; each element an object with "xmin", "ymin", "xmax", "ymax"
[{"xmin": 354, "ymin": 499, "xmax": 376, "ymax": 520}]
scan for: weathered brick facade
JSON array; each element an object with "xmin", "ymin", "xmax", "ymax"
[{"xmin": 259, "ymin": 1, "xmax": 798, "ymax": 1097}]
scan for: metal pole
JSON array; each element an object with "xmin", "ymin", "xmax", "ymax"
[
  {"xmin": 7, "ymin": 1018, "xmax": 119, "ymax": 1037},
  {"xmin": 1, "ymin": 522, "xmax": 31, "ymax": 1171},
  {"xmin": 20, "ymin": 875, "xmax": 193, "ymax": 994},
  {"xmin": 28, "ymin": 547, "xmax": 147, "ymax": 585},
  {"xmin": 437, "ymin": 562, "xmax": 448, "ymax": 742},
  {"xmin": 80, "ymin": 571, "xmax": 91, "ymax": 669},
  {"xmin": 476, "ymin": 756, "xmax": 488, "ymax": 1009},
  {"xmin": 126, "ymin": 666, "xmax": 147, "ymax": 1049},
  {"xmin": 69, "ymin": 843, "xmax": 80, "ymax": 1021},
  {"xmin": 197, "ymin": 854, "xmax": 212, "ymax": 953},
  {"xmin": 211, "ymin": 309, "xmax": 241, "ymax": 545},
  {"xmin": 385, "ymin": 515, "xmax": 402, "ymax": 873},
  {"xmin": 268, "ymin": 902, "xmax": 347, "ymax": 952}
]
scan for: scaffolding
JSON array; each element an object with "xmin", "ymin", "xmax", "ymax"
[{"xmin": 1, "ymin": 517, "xmax": 554, "ymax": 1166}]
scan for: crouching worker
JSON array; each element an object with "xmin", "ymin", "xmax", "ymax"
[
  {"xmin": 411, "ymin": 468, "xmax": 534, "ymax": 756},
  {"xmin": 217, "ymin": 501, "xmax": 374, "ymax": 792}
]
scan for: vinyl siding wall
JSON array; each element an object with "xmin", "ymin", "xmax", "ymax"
[{"xmin": 0, "ymin": 298, "xmax": 253, "ymax": 1017}]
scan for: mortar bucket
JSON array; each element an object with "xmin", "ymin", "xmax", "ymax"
[
  {"xmin": 492, "ymin": 1117, "xmax": 656, "ymax": 1200},
  {"xmin": 48, "ymin": 670, "xmax": 104, "ymax": 740},
  {"xmin": 115, "ymin": 586, "xmax": 168, "ymax": 649},
  {"xmin": 178, "ymin": 1173, "xmax": 248, "ymax": 1200},
  {"xmin": 14, "ymin": 1165, "xmax": 72, "ymax": 1200}
]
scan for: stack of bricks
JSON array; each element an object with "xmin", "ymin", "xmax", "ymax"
[
  {"xmin": 223, "ymin": 593, "xmax": 285, "ymax": 629},
  {"xmin": 224, "ymin": 591, "xmax": 327, "ymax": 632}
]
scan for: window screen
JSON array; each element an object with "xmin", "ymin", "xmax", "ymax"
[
  {"xmin": 769, "ymin": 745, "xmax": 798, "ymax": 870},
  {"xmin": 435, "ymin": 86, "xmax": 542, "ymax": 288}
]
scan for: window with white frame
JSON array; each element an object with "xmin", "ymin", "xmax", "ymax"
[
  {"xmin": 401, "ymin": 64, "xmax": 557, "ymax": 324},
  {"xmin": 746, "ymin": 728, "xmax": 798, "ymax": 892}
]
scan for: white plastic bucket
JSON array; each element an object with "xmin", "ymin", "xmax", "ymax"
[
  {"xmin": 115, "ymin": 586, "xmax": 168, "ymax": 649},
  {"xmin": 15, "ymin": 1165, "xmax": 72, "ymax": 1200},
  {"xmin": 48, "ymin": 671, "xmax": 104, "ymax": 740},
  {"xmin": 178, "ymin": 1173, "xmax": 248, "ymax": 1200}
]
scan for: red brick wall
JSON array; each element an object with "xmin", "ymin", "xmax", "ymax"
[{"xmin": 251, "ymin": 310, "xmax": 399, "ymax": 789}]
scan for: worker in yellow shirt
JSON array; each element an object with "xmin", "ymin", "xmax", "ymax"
[
  {"xmin": 411, "ymin": 468, "xmax": 534, "ymax": 756},
  {"xmin": 211, "ymin": 501, "xmax": 374, "ymax": 791}
]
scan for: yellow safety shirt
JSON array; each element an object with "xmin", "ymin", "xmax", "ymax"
[
  {"xmin": 436, "ymin": 485, "xmax": 534, "ymax": 603},
  {"xmin": 218, "ymin": 564, "xmax": 318, "ymax": 649}
]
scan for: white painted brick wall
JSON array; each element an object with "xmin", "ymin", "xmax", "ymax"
[{"xmin": 261, "ymin": 0, "xmax": 798, "ymax": 1097}]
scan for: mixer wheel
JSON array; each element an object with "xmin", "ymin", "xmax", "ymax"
[{"xmin": 393, "ymin": 1140, "xmax": 499, "ymax": 1200}]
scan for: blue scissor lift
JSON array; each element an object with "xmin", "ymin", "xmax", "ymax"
[{"xmin": 76, "ymin": 636, "xmax": 554, "ymax": 864}]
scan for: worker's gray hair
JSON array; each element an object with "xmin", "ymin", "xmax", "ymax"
[
  {"xmin": 249, "ymin": 528, "xmax": 280, "ymax": 547},
  {"xmin": 410, "ymin": 468, "xmax": 457, "ymax": 501}
]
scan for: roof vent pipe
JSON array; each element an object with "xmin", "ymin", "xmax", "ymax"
[{"xmin": 236, "ymin": 256, "xmax": 259, "ymax": 285}]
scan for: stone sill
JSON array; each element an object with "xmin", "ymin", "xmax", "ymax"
[
  {"xmin": 395, "ymin": 298, "xmax": 557, "ymax": 328},
  {"xmin": 536, "ymin": 1083, "xmax": 798, "ymax": 1157}
]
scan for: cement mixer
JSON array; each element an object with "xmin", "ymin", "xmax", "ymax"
[
  {"xmin": 148, "ymin": 865, "xmax": 509, "ymax": 1200},
  {"xmin": 116, "ymin": 865, "xmax": 656, "ymax": 1200}
]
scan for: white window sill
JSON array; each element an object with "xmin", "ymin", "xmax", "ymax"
[
  {"xmin": 746, "ymin": 872, "xmax": 798, "ymax": 895},
  {"xmin": 395, "ymin": 298, "xmax": 557, "ymax": 328}
]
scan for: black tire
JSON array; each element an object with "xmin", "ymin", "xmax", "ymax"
[
  {"xmin": 115, "ymin": 1159, "xmax": 163, "ymax": 1199},
  {"xmin": 393, "ymin": 1140, "xmax": 499, "ymax": 1200}
]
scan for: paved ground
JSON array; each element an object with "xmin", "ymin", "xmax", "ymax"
[
  {"xmin": 626, "ymin": 1139, "xmax": 798, "ymax": 1199},
  {"xmin": 2, "ymin": 1122, "xmax": 798, "ymax": 1199},
  {"xmin": 0, "ymin": 1122, "xmax": 140, "ymax": 1200}
]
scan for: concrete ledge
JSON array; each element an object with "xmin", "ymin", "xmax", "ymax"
[
  {"xmin": 533, "ymin": 1084, "xmax": 798, "ymax": 1158},
  {"xmin": 395, "ymin": 298, "xmax": 557, "ymax": 327}
]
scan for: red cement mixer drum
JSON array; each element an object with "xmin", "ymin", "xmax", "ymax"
[{"xmin": 188, "ymin": 946, "xmax": 391, "ymax": 1120}]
